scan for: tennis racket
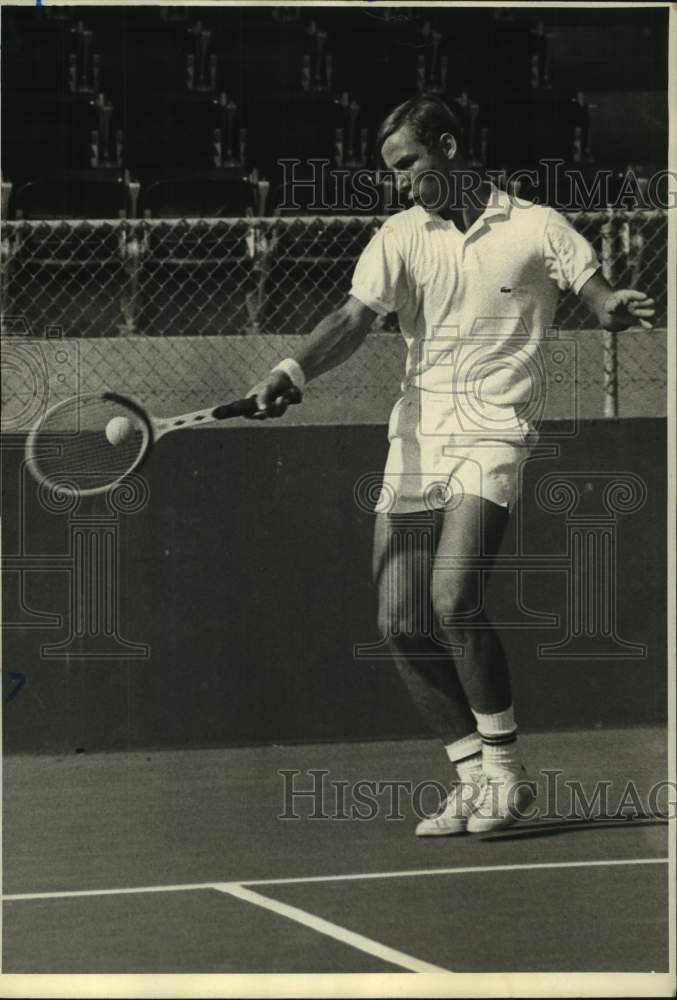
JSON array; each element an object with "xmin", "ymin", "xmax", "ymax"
[{"xmin": 25, "ymin": 388, "xmax": 300, "ymax": 498}]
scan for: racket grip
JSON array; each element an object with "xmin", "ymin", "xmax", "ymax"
[
  {"xmin": 212, "ymin": 387, "xmax": 301, "ymax": 420},
  {"xmin": 213, "ymin": 397, "xmax": 260, "ymax": 419}
]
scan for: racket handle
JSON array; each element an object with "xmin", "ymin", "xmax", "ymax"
[
  {"xmin": 213, "ymin": 397, "xmax": 260, "ymax": 419},
  {"xmin": 212, "ymin": 387, "xmax": 301, "ymax": 420}
]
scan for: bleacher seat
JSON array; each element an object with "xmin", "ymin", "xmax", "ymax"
[
  {"xmin": 13, "ymin": 171, "xmax": 131, "ymax": 220},
  {"xmin": 139, "ymin": 170, "xmax": 255, "ymax": 219},
  {"xmin": 1, "ymin": 7, "xmax": 668, "ymax": 221}
]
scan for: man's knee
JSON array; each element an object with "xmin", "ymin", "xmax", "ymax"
[
  {"xmin": 431, "ymin": 579, "xmax": 481, "ymax": 640},
  {"xmin": 377, "ymin": 595, "xmax": 427, "ymax": 639}
]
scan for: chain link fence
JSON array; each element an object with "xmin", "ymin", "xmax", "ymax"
[{"xmin": 1, "ymin": 209, "xmax": 667, "ymax": 424}]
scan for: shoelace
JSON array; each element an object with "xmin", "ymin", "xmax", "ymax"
[
  {"xmin": 430, "ymin": 779, "xmax": 479, "ymax": 818},
  {"xmin": 473, "ymin": 771, "xmax": 536, "ymax": 817},
  {"xmin": 472, "ymin": 775, "xmax": 493, "ymax": 811}
]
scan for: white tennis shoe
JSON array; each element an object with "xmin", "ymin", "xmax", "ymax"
[
  {"xmin": 466, "ymin": 766, "xmax": 537, "ymax": 833},
  {"xmin": 415, "ymin": 780, "xmax": 482, "ymax": 836},
  {"xmin": 415, "ymin": 767, "xmax": 537, "ymax": 836}
]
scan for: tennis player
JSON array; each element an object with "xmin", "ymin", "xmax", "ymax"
[{"xmin": 247, "ymin": 96, "xmax": 655, "ymax": 835}]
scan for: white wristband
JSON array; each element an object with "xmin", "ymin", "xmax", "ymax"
[{"xmin": 271, "ymin": 358, "xmax": 306, "ymax": 392}]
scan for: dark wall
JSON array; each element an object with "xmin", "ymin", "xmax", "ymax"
[{"xmin": 2, "ymin": 418, "xmax": 667, "ymax": 754}]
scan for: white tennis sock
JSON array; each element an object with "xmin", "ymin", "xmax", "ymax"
[
  {"xmin": 472, "ymin": 705, "xmax": 522, "ymax": 777},
  {"xmin": 444, "ymin": 732, "xmax": 483, "ymax": 783}
]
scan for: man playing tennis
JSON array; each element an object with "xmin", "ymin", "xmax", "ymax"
[{"xmin": 247, "ymin": 95, "xmax": 655, "ymax": 835}]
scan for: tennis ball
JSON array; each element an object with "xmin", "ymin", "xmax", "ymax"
[{"xmin": 105, "ymin": 415, "xmax": 133, "ymax": 446}]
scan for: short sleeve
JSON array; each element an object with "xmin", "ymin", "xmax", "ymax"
[
  {"xmin": 544, "ymin": 209, "xmax": 600, "ymax": 294},
  {"xmin": 350, "ymin": 224, "xmax": 409, "ymax": 316}
]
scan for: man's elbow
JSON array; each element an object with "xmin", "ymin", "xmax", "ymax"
[{"xmin": 337, "ymin": 296, "xmax": 377, "ymax": 338}]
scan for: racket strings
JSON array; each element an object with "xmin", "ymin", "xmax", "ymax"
[{"xmin": 27, "ymin": 396, "xmax": 148, "ymax": 495}]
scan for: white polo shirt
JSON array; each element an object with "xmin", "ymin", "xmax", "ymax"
[{"xmin": 350, "ymin": 186, "xmax": 599, "ymax": 417}]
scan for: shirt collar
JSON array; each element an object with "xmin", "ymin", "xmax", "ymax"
[
  {"xmin": 415, "ymin": 183, "xmax": 513, "ymax": 228},
  {"xmin": 482, "ymin": 183, "xmax": 514, "ymax": 218}
]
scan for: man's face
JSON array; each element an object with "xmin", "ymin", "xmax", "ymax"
[{"xmin": 381, "ymin": 124, "xmax": 452, "ymax": 211}]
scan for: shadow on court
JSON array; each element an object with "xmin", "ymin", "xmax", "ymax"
[{"xmin": 480, "ymin": 814, "xmax": 669, "ymax": 842}]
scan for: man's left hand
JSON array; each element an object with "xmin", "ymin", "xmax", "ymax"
[{"xmin": 601, "ymin": 289, "xmax": 655, "ymax": 332}]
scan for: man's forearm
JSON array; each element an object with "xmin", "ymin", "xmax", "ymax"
[
  {"xmin": 254, "ymin": 300, "xmax": 375, "ymax": 414},
  {"xmin": 293, "ymin": 305, "xmax": 371, "ymax": 382},
  {"xmin": 577, "ymin": 270, "xmax": 614, "ymax": 327}
]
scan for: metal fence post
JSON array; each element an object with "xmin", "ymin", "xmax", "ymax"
[
  {"xmin": 0, "ymin": 223, "xmax": 18, "ymax": 324},
  {"xmin": 600, "ymin": 214, "xmax": 618, "ymax": 419},
  {"xmin": 117, "ymin": 219, "xmax": 147, "ymax": 336}
]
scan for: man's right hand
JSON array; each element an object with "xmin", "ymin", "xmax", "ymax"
[{"xmin": 245, "ymin": 370, "xmax": 302, "ymax": 419}]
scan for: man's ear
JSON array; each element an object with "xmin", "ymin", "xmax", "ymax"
[{"xmin": 439, "ymin": 132, "xmax": 457, "ymax": 161}]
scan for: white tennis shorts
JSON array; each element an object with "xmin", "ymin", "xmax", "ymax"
[{"xmin": 376, "ymin": 388, "xmax": 539, "ymax": 515}]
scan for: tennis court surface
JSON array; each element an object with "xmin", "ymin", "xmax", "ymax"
[{"xmin": 3, "ymin": 726, "xmax": 669, "ymax": 974}]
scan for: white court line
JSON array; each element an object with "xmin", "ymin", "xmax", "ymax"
[
  {"xmin": 2, "ymin": 881, "xmax": 217, "ymax": 902},
  {"xmin": 238, "ymin": 855, "xmax": 670, "ymax": 888},
  {"xmin": 1, "ymin": 856, "xmax": 667, "ymax": 902},
  {"xmin": 215, "ymin": 882, "xmax": 450, "ymax": 974}
]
